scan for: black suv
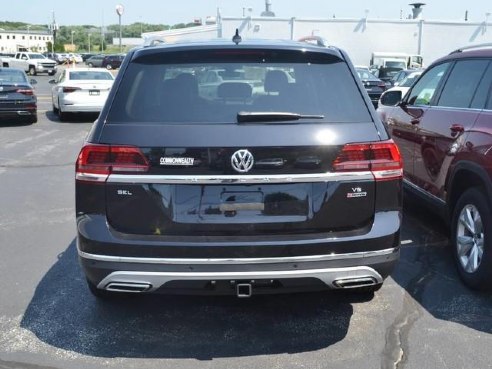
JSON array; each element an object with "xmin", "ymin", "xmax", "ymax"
[
  {"xmin": 379, "ymin": 44, "xmax": 492, "ymax": 291},
  {"xmin": 76, "ymin": 36, "xmax": 403, "ymax": 298}
]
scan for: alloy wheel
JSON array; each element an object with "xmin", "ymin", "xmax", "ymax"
[{"xmin": 456, "ymin": 204, "xmax": 484, "ymax": 273}]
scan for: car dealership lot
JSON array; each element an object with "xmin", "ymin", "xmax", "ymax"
[{"xmin": 0, "ymin": 74, "xmax": 491, "ymax": 369}]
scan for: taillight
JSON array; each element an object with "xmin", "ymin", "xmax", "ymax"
[
  {"xmin": 63, "ymin": 87, "xmax": 81, "ymax": 93},
  {"xmin": 76, "ymin": 144, "xmax": 149, "ymax": 182},
  {"xmin": 333, "ymin": 140, "xmax": 402, "ymax": 181},
  {"xmin": 16, "ymin": 88, "xmax": 34, "ymax": 95}
]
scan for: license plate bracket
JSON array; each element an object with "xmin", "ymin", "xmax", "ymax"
[{"xmin": 89, "ymin": 89, "xmax": 100, "ymax": 96}]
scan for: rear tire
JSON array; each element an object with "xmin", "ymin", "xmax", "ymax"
[
  {"xmin": 28, "ymin": 114, "xmax": 38, "ymax": 124},
  {"xmin": 57, "ymin": 99, "xmax": 69, "ymax": 121},
  {"xmin": 451, "ymin": 187, "xmax": 492, "ymax": 291},
  {"xmin": 52, "ymin": 103, "xmax": 59, "ymax": 115},
  {"xmin": 28, "ymin": 66, "xmax": 36, "ymax": 76},
  {"xmin": 87, "ymin": 62, "xmax": 93, "ymax": 68},
  {"xmin": 106, "ymin": 64, "xmax": 112, "ymax": 70}
]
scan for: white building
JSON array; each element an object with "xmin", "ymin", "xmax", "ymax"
[
  {"xmin": 142, "ymin": 7, "xmax": 492, "ymax": 67},
  {"xmin": 0, "ymin": 30, "xmax": 53, "ymax": 53}
]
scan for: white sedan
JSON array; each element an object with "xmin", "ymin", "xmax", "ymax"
[{"xmin": 51, "ymin": 68, "xmax": 114, "ymax": 121}]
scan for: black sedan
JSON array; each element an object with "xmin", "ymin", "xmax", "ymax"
[
  {"xmin": 0, "ymin": 68, "xmax": 37, "ymax": 124},
  {"xmin": 355, "ymin": 68, "xmax": 386, "ymax": 108}
]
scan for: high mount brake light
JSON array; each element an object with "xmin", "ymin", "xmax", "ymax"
[
  {"xmin": 333, "ymin": 140, "xmax": 402, "ymax": 181},
  {"xmin": 76, "ymin": 144, "xmax": 149, "ymax": 183}
]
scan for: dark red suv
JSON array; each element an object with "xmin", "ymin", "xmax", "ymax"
[{"xmin": 378, "ymin": 44, "xmax": 492, "ymax": 291}]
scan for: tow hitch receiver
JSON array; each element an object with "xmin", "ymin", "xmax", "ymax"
[{"xmin": 236, "ymin": 283, "xmax": 253, "ymax": 298}]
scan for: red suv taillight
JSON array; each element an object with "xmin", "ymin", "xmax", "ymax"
[
  {"xmin": 333, "ymin": 140, "xmax": 402, "ymax": 181},
  {"xmin": 76, "ymin": 144, "xmax": 149, "ymax": 182}
]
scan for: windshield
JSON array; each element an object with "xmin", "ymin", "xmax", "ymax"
[
  {"xmin": 385, "ymin": 61, "xmax": 406, "ymax": 69},
  {"xmin": 27, "ymin": 53, "xmax": 46, "ymax": 59},
  {"xmin": 107, "ymin": 51, "xmax": 371, "ymax": 124},
  {"xmin": 356, "ymin": 69, "xmax": 378, "ymax": 80}
]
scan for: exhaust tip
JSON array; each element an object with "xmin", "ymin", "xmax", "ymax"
[
  {"xmin": 333, "ymin": 277, "xmax": 377, "ymax": 289},
  {"xmin": 105, "ymin": 282, "xmax": 152, "ymax": 293}
]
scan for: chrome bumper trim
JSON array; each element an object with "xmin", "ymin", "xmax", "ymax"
[
  {"xmin": 106, "ymin": 171, "xmax": 374, "ymax": 185},
  {"xmin": 97, "ymin": 266, "xmax": 384, "ymax": 291},
  {"xmin": 78, "ymin": 247, "xmax": 398, "ymax": 265},
  {"xmin": 76, "ymin": 173, "xmax": 108, "ymax": 182}
]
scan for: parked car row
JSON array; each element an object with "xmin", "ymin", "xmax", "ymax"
[
  {"xmin": 4, "ymin": 38, "xmax": 492, "ymax": 295},
  {"xmin": 44, "ymin": 52, "xmax": 83, "ymax": 64}
]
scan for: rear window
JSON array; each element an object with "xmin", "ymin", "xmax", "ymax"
[
  {"xmin": 68, "ymin": 71, "xmax": 114, "ymax": 80},
  {"xmin": 0, "ymin": 69, "xmax": 27, "ymax": 84},
  {"xmin": 107, "ymin": 50, "xmax": 371, "ymax": 124}
]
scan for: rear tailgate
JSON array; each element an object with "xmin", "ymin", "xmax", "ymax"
[{"xmin": 100, "ymin": 123, "xmax": 380, "ymax": 236}]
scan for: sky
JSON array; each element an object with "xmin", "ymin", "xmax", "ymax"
[{"xmin": 1, "ymin": 0, "xmax": 491, "ymax": 27}]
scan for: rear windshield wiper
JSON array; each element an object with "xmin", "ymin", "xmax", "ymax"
[{"xmin": 237, "ymin": 111, "xmax": 325, "ymax": 123}]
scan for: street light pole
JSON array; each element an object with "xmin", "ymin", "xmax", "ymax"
[
  {"xmin": 71, "ymin": 30, "xmax": 75, "ymax": 48},
  {"xmin": 88, "ymin": 33, "xmax": 91, "ymax": 53},
  {"xmin": 115, "ymin": 4, "xmax": 124, "ymax": 53},
  {"xmin": 50, "ymin": 11, "xmax": 58, "ymax": 54}
]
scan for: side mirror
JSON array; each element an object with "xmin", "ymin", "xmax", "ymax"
[
  {"xmin": 30, "ymin": 79, "xmax": 37, "ymax": 85},
  {"xmin": 380, "ymin": 90, "xmax": 403, "ymax": 106},
  {"xmin": 48, "ymin": 79, "xmax": 56, "ymax": 84}
]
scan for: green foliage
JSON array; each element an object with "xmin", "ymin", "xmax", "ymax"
[{"xmin": 1, "ymin": 21, "xmax": 202, "ymax": 52}]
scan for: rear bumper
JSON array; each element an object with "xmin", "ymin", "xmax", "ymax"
[
  {"xmin": 0, "ymin": 106, "xmax": 36, "ymax": 118},
  {"xmin": 60, "ymin": 100, "xmax": 105, "ymax": 113},
  {"xmin": 79, "ymin": 248, "xmax": 398, "ymax": 294},
  {"xmin": 77, "ymin": 210, "xmax": 401, "ymax": 295}
]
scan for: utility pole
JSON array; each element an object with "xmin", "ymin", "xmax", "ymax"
[{"xmin": 49, "ymin": 10, "xmax": 58, "ymax": 53}]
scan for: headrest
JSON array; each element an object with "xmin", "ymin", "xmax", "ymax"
[
  {"xmin": 217, "ymin": 82, "xmax": 252, "ymax": 99},
  {"xmin": 264, "ymin": 70, "xmax": 288, "ymax": 93}
]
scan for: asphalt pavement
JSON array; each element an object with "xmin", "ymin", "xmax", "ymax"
[{"xmin": 0, "ymin": 70, "xmax": 491, "ymax": 369}]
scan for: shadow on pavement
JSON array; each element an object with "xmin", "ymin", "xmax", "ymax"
[
  {"xmin": 394, "ymin": 200, "xmax": 492, "ymax": 334},
  {"xmin": 44, "ymin": 110, "xmax": 98, "ymax": 124},
  {"xmin": 20, "ymin": 240, "xmax": 358, "ymax": 359},
  {"xmin": 0, "ymin": 118, "xmax": 34, "ymax": 127}
]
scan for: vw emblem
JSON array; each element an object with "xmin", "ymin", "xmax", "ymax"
[
  {"xmin": 231, "ymin": 149, "xmax": 254, "ymax": 173},
  {"xmin": 0, "ymin": 87, "xmax": 3, "ymax": 91}
]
